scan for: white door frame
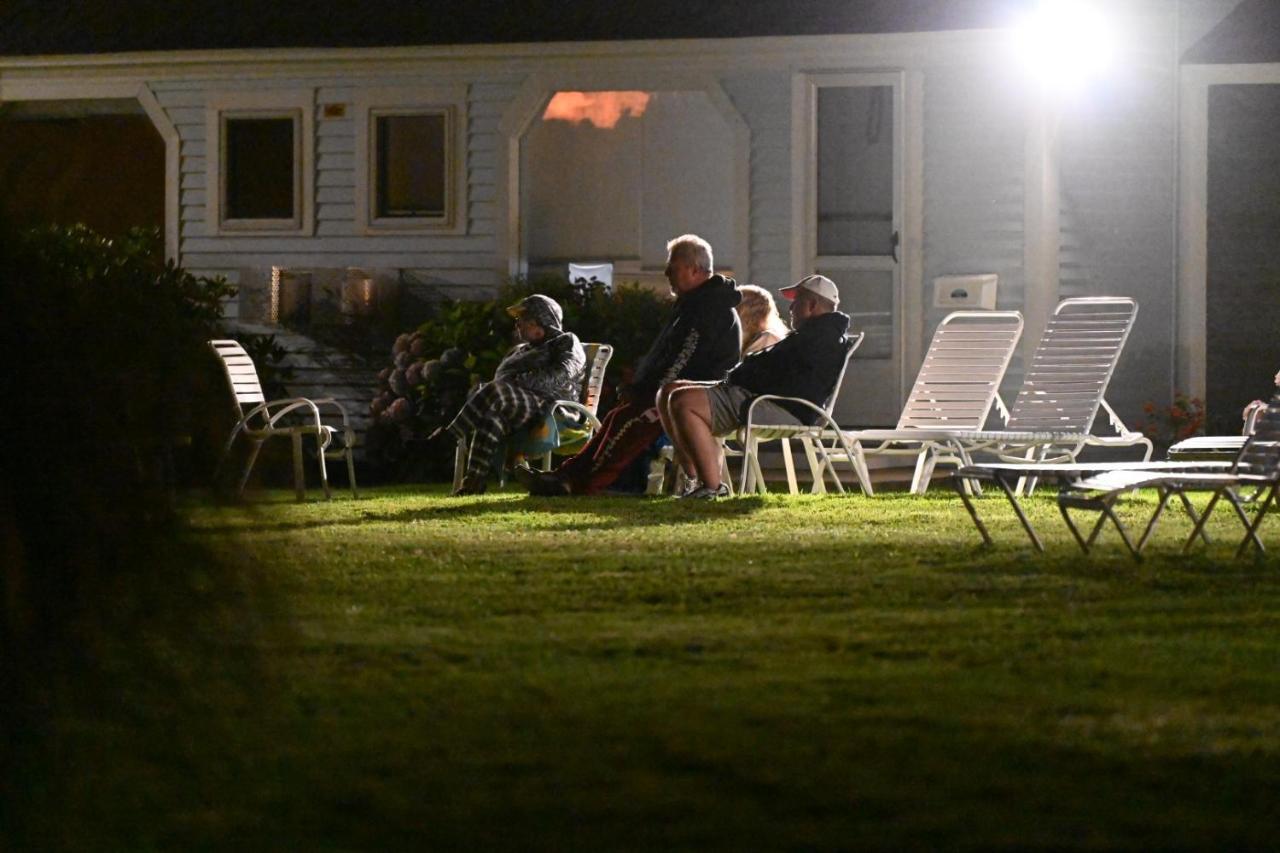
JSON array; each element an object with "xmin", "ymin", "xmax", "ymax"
[
  {"xmin": 1178, "ymin": 62, "xmax": 1280, "ymax": 403},
  {"xmin": 790, "ymin": 69, "xmax": 924, "ymax": 409}
]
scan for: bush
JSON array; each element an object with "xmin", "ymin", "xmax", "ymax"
[
  {"xmin": 365, "ymin": 275, "xmax": 672, "ymax": 480},
  {"xmin": 0, "ymin": 223, "xmax": 277, "ymax": 848},
  {"xmin": 0, "ymin": 222, "xmax": 236, "ymax": 631}
]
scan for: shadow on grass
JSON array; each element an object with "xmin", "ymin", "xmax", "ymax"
[{"xmin": 189, "ymin": 491, "xmax": 774, "ymax": 536}]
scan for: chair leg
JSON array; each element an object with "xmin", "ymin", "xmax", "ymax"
[
  {"xmin": 1135, "ymin": 488, "xmax": 1178, "ymax": 552},
  {"xmin": 291, "ymin": 432, "xmax": 305, "ymax": 502},
  {"xmin": 238, "ymin": 439, "xmax": 264, "ymax": 497},
  {"xmin": 452, "ymin": 439, "xmax": 468, "ymax": 492},
  {"xmin": 315, "ymin": 433, "xmax": 331, "ymax": 501},
  {"xmin": 813, "ymin": 439, "xmax": 845, "ymax": 495},
  {"xmin": 346, "ymin": 449, "xmax": 359, "ymax": 499},
  {"xmin": 996, "ymin": 474, "xmax": 1045, "ymax": 552},
  {"xmin": 780, "ymin": 439, "xmax": 798, "ymax": 495},
  {"xmin": 850, "ymin": 442, "xmax": 873, "ymax": 497},
  {"xmin": 800, "ymin": 437, "xmax": 824, "ymax": 495},
  {"xmin": 953, "ymin": 474, "xmax": 995, "ymax": 548},
  {"xmin": 1183, "ymin": 491, "xmax": 1224, "ymax": 553},
  {"xmin": 646, "ymin": 453, "xmax": 670, "ymax": 496},
  {"xmin": 1233, "ymin": 485, "xmax": 1275, "ymax": 558},
  {"xmin": 719, "ymin": 446, "xmax": 734, "ymax": 495}
]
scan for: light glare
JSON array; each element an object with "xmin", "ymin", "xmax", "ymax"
[{"xmin": 1013, "ymin": 1, "xmax": 1116, "ymax": 92}]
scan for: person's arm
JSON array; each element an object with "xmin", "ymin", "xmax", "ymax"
[
  {"xmin": 512, "ymin": 334, "xmax": 586, "ymax": 400},
  {"xmin": 492, "ymin": 344, "xmax": 528, "ymax": 382}
]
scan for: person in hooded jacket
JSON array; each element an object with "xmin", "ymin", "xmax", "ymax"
[
  {"xmin": 517, "ymin": 234, "xmax": 741, "ymax": 496},
  {"xmin": 445, "ymin": 294, "xmax": 585, "ymax": 495},
  {"xmin": 663, "ymin": 274, "xmax": 853, "ymax": 499}
]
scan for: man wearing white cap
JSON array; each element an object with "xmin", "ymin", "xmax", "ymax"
[{"xmin": 663, "ymin": 274, "xmax": 851, "ymax": 498}]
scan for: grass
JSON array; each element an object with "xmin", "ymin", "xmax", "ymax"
[{"xmin": 18, "ymin": 485, "xmax": 1280, "ymax": 850}]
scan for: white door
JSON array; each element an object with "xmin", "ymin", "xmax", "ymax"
[{"xmin": 798, "ymin": 73, "xmax": 904, "ymax": 427}]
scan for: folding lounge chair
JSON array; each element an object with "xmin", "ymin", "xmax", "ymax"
[
  {"xmin": 818, "ymin": 310, "xmax": 1023, "ymax": 495},
  {"xmin": 452, "ymin": 343, "xmax": 613, "ymax": 491},
  {"xmin": 849, "ymin": 297, "xmax": 1151, "ymax": 495},
  {"xmin": 210, "ymin": 339, "xmax": 359, "ymax": 501},
  {"xmin": 950, "ymin": 396, "xmax": 1280, "ymax": 555},
  {"xmin": 734, "ymin": 333, "xmax": 866, "ymax": 495},
  {"xmin": 1053, "ymin": 394, "xmax": 1280, "ymax": 559}
]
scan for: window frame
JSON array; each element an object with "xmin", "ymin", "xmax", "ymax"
[
  {"xmin": 353, "ymin": 86, "xmax": 468, "ymax": 235},
  {"xmin": 206, "ymin": 89, "xmax": 315, "ymax": 236}
]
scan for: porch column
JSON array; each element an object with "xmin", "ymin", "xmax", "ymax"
[{"xmin": 1023, "ymin": 95, "xmax": 1060, "ymax": 361}]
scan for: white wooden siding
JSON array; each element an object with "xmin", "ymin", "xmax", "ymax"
[
  {"xmin": 152, "ymin": 75, "xmax": 522, "ymax": 292},
  {"xmin": 921, "ymin": 64, "xmax": 1026, "ymax": 389},
  {"xmin": 722, "ymin": 73, "xmax": 792, "ymax": 289},
  {"xmin": 1058, "ymin": 0, "xmax": 1180, "ymax": 417}
]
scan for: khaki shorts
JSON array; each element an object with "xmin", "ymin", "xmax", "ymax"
[{"xmin": 705, "ymin": 382, "xmax": 802, "ymax": 435}]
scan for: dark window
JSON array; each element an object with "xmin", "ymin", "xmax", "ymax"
[
  {"xmin": 376, "ymin": 113, "xmax": 447, "ymax": 219},
  {"xmin": 225, "ymin": 116, "xmax": 295, "ymax": 220},
  {"xmin": 816, "ymin": 86, "xmax": 894, "ymax": 256}
]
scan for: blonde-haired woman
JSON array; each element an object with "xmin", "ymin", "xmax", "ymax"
[{"xmin": 736, "ymin": 284, "xmax": 789, "ymax": 355}]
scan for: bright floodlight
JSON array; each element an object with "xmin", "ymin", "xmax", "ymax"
[{"xmin": 1013, "ymin": 0, "xmax": 1116, "ymax": 91}]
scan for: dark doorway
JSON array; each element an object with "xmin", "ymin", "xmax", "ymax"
[
  {"xmin": 1206, "ymin": 83, "xmax": 1280, "ymax": 434},
  {"xmin": 0, "ymin": 100, "xmax": 164, "ymax": 239}
]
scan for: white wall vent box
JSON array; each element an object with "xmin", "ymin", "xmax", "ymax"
[{"xmin": 933, "ymin": 274, "xmax": 998, "ymax": 310}]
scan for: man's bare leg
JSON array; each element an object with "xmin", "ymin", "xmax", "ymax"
[
  {"xmin": 669, "ymin": 386, "xmax": 724, "ymax": 488},
  {"xmin": 658, "ymin": 381, "xmax": 701, "ymax": 480}
]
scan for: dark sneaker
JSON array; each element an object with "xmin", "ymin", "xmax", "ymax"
[
  {"xmin": 451, "ymin": 474, "xmax": 487, "ymax": 496},
  {"xmin": 680, "ymin": 482, "xmax": 730, "ymax": 500},
  {"xmin": 513, "ymin": 464, "xmax": 569, "ymax": 497},
  {"xmin": 676, "ymin": 477, "xmax": 702, "ymax": 498}
]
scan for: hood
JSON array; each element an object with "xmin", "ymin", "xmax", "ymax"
[
  {"xmin": 798, "ymin": 310, "xmax": 851, "ymax": 336},
  {"xmin": 680, "ymin": 274, "xmax": 741, "ymax": 312},
  {"xmin": 507, "ymin": 293, "xmax": 565, "ymax": 334}
]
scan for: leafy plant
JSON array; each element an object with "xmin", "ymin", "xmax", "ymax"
[
  {"xmin": 233, "ymin": 332, "xmax": 295, "ymax": 401},
  {"xmin": 1137, "ymin": 391, "xmax": 1205, "ymax": 448},
  {"xmin": 365, "ymin": 274, "xmax": 673, "ymax": 480}
]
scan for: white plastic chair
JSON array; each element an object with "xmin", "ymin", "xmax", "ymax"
[
  {"xmin": 210, "ymin": 339, "xmax": 358, "ymax": 501},
  {"xmin": 734, "ymin": 333, "xmax": 867, "ymax": 495},
  {"xmin": 858, "ymin": 297, "xmax": 1151, "ymax": 495},
  {"xmin": 452, "ymin": 343, "xmax": 613, "ymax": 490},
  {"xmin": 826, "ymin": 310, "xmax": 1023, "ymax": 495}
]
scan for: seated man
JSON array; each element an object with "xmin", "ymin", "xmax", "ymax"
[
  {"xmin": 517, "ymin": 234, "xmax": 741, "ymax": 496},
  {"xmin": 443, "ymin": 294, "xmax": 585, "ymax": 495},
  {"xmin": 662, "ymin": 274, "xmax": 851, "ymax": 499}
]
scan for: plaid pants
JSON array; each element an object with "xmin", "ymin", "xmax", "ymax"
[
  {"xmin": 553, "ymin": 401, "xmax": 665, "ymax": 495},
  {"xmin": 448, "ymin": 381, "xmax": 547, "ymax": 481}
]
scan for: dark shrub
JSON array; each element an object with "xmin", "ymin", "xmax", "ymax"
[{"xmin": 365, "ymin": 275, "xmax": 672, "ymax": 481}]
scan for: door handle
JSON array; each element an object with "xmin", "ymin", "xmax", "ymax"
[{"xmin": 890, "ymin": 230, "xmax": 900, "ymax": 264}]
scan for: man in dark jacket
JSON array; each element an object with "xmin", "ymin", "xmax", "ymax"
[
  {"xmin": 518, "ymin": 234, "xmax": 741, "ymax": 496},
  {"xmin": 664, "ymin": 274, "xmax": 852, "ymax": 499},
  {"xmin": 445, "ymin": 294, "xmax": 585, "ymax": 495}
]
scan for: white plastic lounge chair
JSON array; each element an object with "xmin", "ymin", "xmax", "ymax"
[
  {"xmin": 1054, "ymin": 395, "xmax": 1280, "ymax": 559},
  {"xmin": 1166, "ymin": 396, "xmax": 1268, "ymax": 461},
  {"xmin": 849, "ymin": 297, "xmax": 1151, "ymax": 495},
  {"xmin": 734, "ymin": 332, "xmax": 866, "ymax": 495},
  {"xmin": 452, "ymin": 343, "xmax": 613, "ymax": 491},
  {"xmin": 819, "ymin": 310, "xmax": 1023, "ymax": 495},
  {"xmin": 210, "ymin": 339, "xmax": 358, "ymax": 501}
]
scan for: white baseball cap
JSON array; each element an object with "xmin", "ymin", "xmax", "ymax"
[{"xmin": 779, "ymin": 274, "xmax": 839, "ymax": 307}]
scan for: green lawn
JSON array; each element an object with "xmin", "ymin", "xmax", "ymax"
[{"xmin": 22, "ymin": 486, "xmax": 1280, "ymax": 850}]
